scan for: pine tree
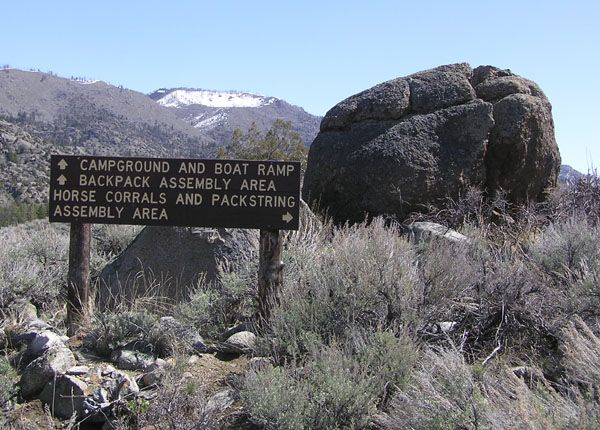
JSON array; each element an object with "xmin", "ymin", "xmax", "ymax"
[{"xmin": 218, "ymin": 119, "xmax": 308, "ymax": 170}]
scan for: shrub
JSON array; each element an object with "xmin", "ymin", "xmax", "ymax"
[
  {"xmin": 175, "ymin": 263, "xmax": 256, "ymax": 339},
  {"xmin": 88, "ymin": 309, "xmax": 158, "ymax": 356},
  {"xmin": 530, "ymin": 215, "xmax": 600, "ymax": 278},
  {"xmin": 0, "ymin": 221, "xmax": 68, "ymax": 311},
  {"xmin": 93, "ymin": 224, "xmax": 142, "ymax": 257},
  {"xmin": 0, "ymin": 356, "xmax": 17, "ymax": 407},
  {"xmin": 110, "ymin": 365, "xmax": 218, "ymax": 429},
  {"xmin": 242, "ymin": 344, "xmax": 378, "ymax": 430},
  {"xmin": 374, "ymin": 347, "xmax": 488, "ymax": 430},
  {"xmin": 269, "ymin": 218, "xmax": 421, "ymax": 357},
  {"xmin": 560, "ymin": 316, "xmax": 600, "ymax": 386}
]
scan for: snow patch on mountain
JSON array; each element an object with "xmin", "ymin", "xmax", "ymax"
[
  {"xmin": 157, "ymin": 89, "xmax": 275, "ymax": 108},
  {"xmin": 193, "ymin": 112, "xmax": 228, "ymax": 130}
]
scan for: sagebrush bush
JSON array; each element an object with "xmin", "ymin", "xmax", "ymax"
[
  {"xmin": 88, "ymin": 309, "xmax": 158, "ymax": 356},
  {"xmin": 175, "ymin": 262, "xmax": 256, "ymax": 339},
  {"xmin": 270, "ymin": 217, "xmax": 420, "ymax": 357},
  {"xmin": 93, "ymin": 224, "xmax": 142, "ymax": 257},
  {"xmin": 0, "ymin": 221, "xmax": 68, "ymax": 310},
  {"xmin": 560, "ymin": 316, "xmax": 600, "ymax": 386},
  {"xmin": 530, "ymin": 215, "xmax": 600, "ymax": 277},
  {"xmin": 0, "ymin": 356, "xmax": 17, "ymax": 407},
  {"xmin": 374, "ymin": 347, "xmax": 488, "ymax": 430},
  {"xmin": 242, "ymin": 344, "xmax": 379, "ymax": 430}
]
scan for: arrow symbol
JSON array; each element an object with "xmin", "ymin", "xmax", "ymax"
[
  {"xmin": 57, "ymin": 159, "xmax": 68, "ymax": 170},
  {"xmin": 57, "ymin": 175, "xmax": 67, "ymax": 186},
  {"xmin": 282, "ymin": 212, "xmax": 293, "ymax": 223}
]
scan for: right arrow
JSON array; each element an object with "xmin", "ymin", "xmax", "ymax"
[
  {"xmin": 282, "ymin": 212, "xmax": 293, "ymax": 223},
  {"xmin": 57, "ymin": 175, "xmax": 67, "ymax": 186}
]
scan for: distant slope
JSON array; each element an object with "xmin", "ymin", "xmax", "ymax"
[
  {"xmin": 149, "ymin": 88, "xmax": 321, "ymax": 146},
  {"xmin": 559, "ymin": 164, "xmax": 585, "ymax": 184},
  {"xmin": 0, "ymin": 119, "xmax": 60, "ymax": 204},
  {"xmin": 0, "ymin": 69, "xmax": 211, "ymax": 158}
]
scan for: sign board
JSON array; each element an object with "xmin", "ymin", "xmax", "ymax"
[{"xmin": 49, "ymin": 155, "xmax": 301, "ymax": 230}]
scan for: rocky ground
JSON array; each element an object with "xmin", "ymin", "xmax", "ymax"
[{"xmin": 2, "ymin": 300, "xmax": 259, "ymax": 429}]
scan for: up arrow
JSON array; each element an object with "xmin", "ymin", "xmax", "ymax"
[
  {"xmin": 57, "ymin": 175, "xmax": 67, "ymax": 186},
  {"xmin": 57, "ymin": 159, "xmax": 68, "ymax": 170},
  {"xmin": 282, "ymin": 212, "xmax": 293, "ymax": 223}
]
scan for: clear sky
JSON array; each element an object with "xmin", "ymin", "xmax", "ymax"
[{"xmin": 3, "ymin": 0, "xmax": 599, "ymax": 172}]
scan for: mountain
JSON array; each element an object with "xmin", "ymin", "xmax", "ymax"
[
  {"xmin": 559, "ymin": 164, "xmax": 585, "ymax": 184},
  {"xmin": 148, "ymin": 87, "xmax": 321, "ymax": 146},
  {"xmin": 0, "ymin": 119, "xmax": 58, "ymax": 205},
  {"xmin": 0, "ymin": 69, "xmax": 215, "ymax": 159}
]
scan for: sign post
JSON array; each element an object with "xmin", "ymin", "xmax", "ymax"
[
  {"xmin": 49, "ymin": 155, "xmax": 301, "ymax": 330},
  {"xmin": 66, "ymin": 222, "xmax": 91, "ymax": 336}
]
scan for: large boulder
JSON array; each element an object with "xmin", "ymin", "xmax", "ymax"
[
  {"xmin": 303, "ymin": 63, "xmax": 560, "ymax": 223},
  {"xmin": 98, "ymin": 227, "xmax": 258, "ymax": 307}
]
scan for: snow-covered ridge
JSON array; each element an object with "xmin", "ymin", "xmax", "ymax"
[{"xmin": 157, "ymin": 89, "xmax": 275, "ymax": 108}]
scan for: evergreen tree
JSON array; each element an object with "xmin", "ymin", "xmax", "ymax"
[{"xmin": 218, "ymin": 119, "xmax": 308, "ymax": 170}]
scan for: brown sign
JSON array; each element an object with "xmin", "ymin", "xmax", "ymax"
[{"xmin": 49, "ymin": 155, "xmax": 301, "ymax": 230}]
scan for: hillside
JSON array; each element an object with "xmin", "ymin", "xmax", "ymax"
[
  {"xmin": 0, "ymin": 69, "xmax": 212, "ymax": 158},
  {"xmin": 0, "ymin": 119, "xmax": 59, "ymax": 205},
  {"xmin": 0, "ymin": 69, "xmax": 321, "ymax": 164},
  {"xmin": 149, "ymin": 87, "xmax": 320, "ymax": 146}
]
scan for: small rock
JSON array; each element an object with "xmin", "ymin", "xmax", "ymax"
[
  {"xmin": 438, "ymin": 321, "xmax": 458, "ymax": 333},
  {"xmin": 111, "ymin": 349, "xmax": 154, "ymax": 371},
  {"xmin": 222, "ymin": 331, "xmax": 256, "ymax": 353},
  {"xmin": 101, "ymin": 365, "xmax": 116, "ymax": 376},
  {"xmin": 81, "ymin": 387, "xmax": 111, "ymax": 423},
  {"xmin": 206, "ymin": 388, "xmax": 236, "ymax": 413},
  {"xmin": 39, "ymin": 375, "xmax": 88, "ymax": 419},
  {"xmin": 141, "ymin": 358, "xmax": 167, "ymax": 387},
  {"xmin": 188, "ymin": 354, "xmax": 201, "ymax": 364},
  {"xmin": 102, "ymin": 368, "xmax": 139, "ymax": 399},
  {"xmin": 407, "ymin": 222, "xmax": 470, "ymax": 245},
  {"xmin": 66, "ymin": 365, "xmax": 90, "ymax": 376},
  {"xmin": 27, "ymin": 319, "xmax": 52, "ymax": 331},
  {"xmin": 220, "ymin": 322, "xmax": 257, "ymax": 341},
  {"xmin": 20, "ymin": 345, "xmax": 76, "ymax": 398}
]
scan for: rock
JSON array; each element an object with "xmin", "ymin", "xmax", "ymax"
[
  {"xmin": 303, "ymin": 63, "xmax": 560, "ymax": 224},
  {"xmin": 222, "ymin": 331, "xmax": 256, "ymax": 353},
  {"xmin": 406, "ymin": 222, "xmax": 470, "ymax": 244},
  {"xmin": 27, "ymin": 319, "xmax": 52, "ymax": 331},
  {"xmin": 141, "ymin": 358, "xmax": 168, "ymax": 387},
  {"xmin": 101, "ymin": 367, "xmax": 139, "ymax": 399},
  {"xmin": 188, "ymin": 354, "xmax": 201, "ymax": 364},
  {"xmin": 81, "ymin": 387, "xmax": 112, "ymax": 422},
  {"xmin": 206, "ymin": 388, "xmax": 236, "ymax": 413},
  {"xmin": 220, "ymin": 322, "xmax": 257, "ymax": 341},
  {"xmin": 66, "ymin": 365, "xmax": 90, "ymax": 376},
  {"xmin": 19, "ymin": 345, "xmax": 76, "ymax": 398},
  {"xmin": 98, "ymin": 227, "xmax": 258, "ymax": 307},
  {"xmin": 150, "ymin": 316, "xmax": 207, "ymax": 356},
  {"xmin": 39, "ymin": 375, "xmax": 88, "ymax": 419},
  {"xmin": 484, "ymin": 91, "xmax": 560, "ymax": 203},
  {"xmin": 111, "ymin": 349, "xmax": 154, "ymax": 371},
  {"xmin": 28, "ymin": 330, "xmax": 66, "ymax": 357}
]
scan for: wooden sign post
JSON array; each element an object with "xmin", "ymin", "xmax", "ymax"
[
  {"xmin": 66, "ymin": 222, "xmax": 91, "ymax": 336},
  {"xmin": 49, "ymin": 155, "xmax": 301, "ymax": 331},
  {"xmin": 257, "ymin": 229, "xmax": 284, "ymax": 326}
]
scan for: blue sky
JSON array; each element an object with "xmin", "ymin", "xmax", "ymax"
[{"xmin": 3, "ymin": 0, "xmax": 599, "ymax": 171}]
